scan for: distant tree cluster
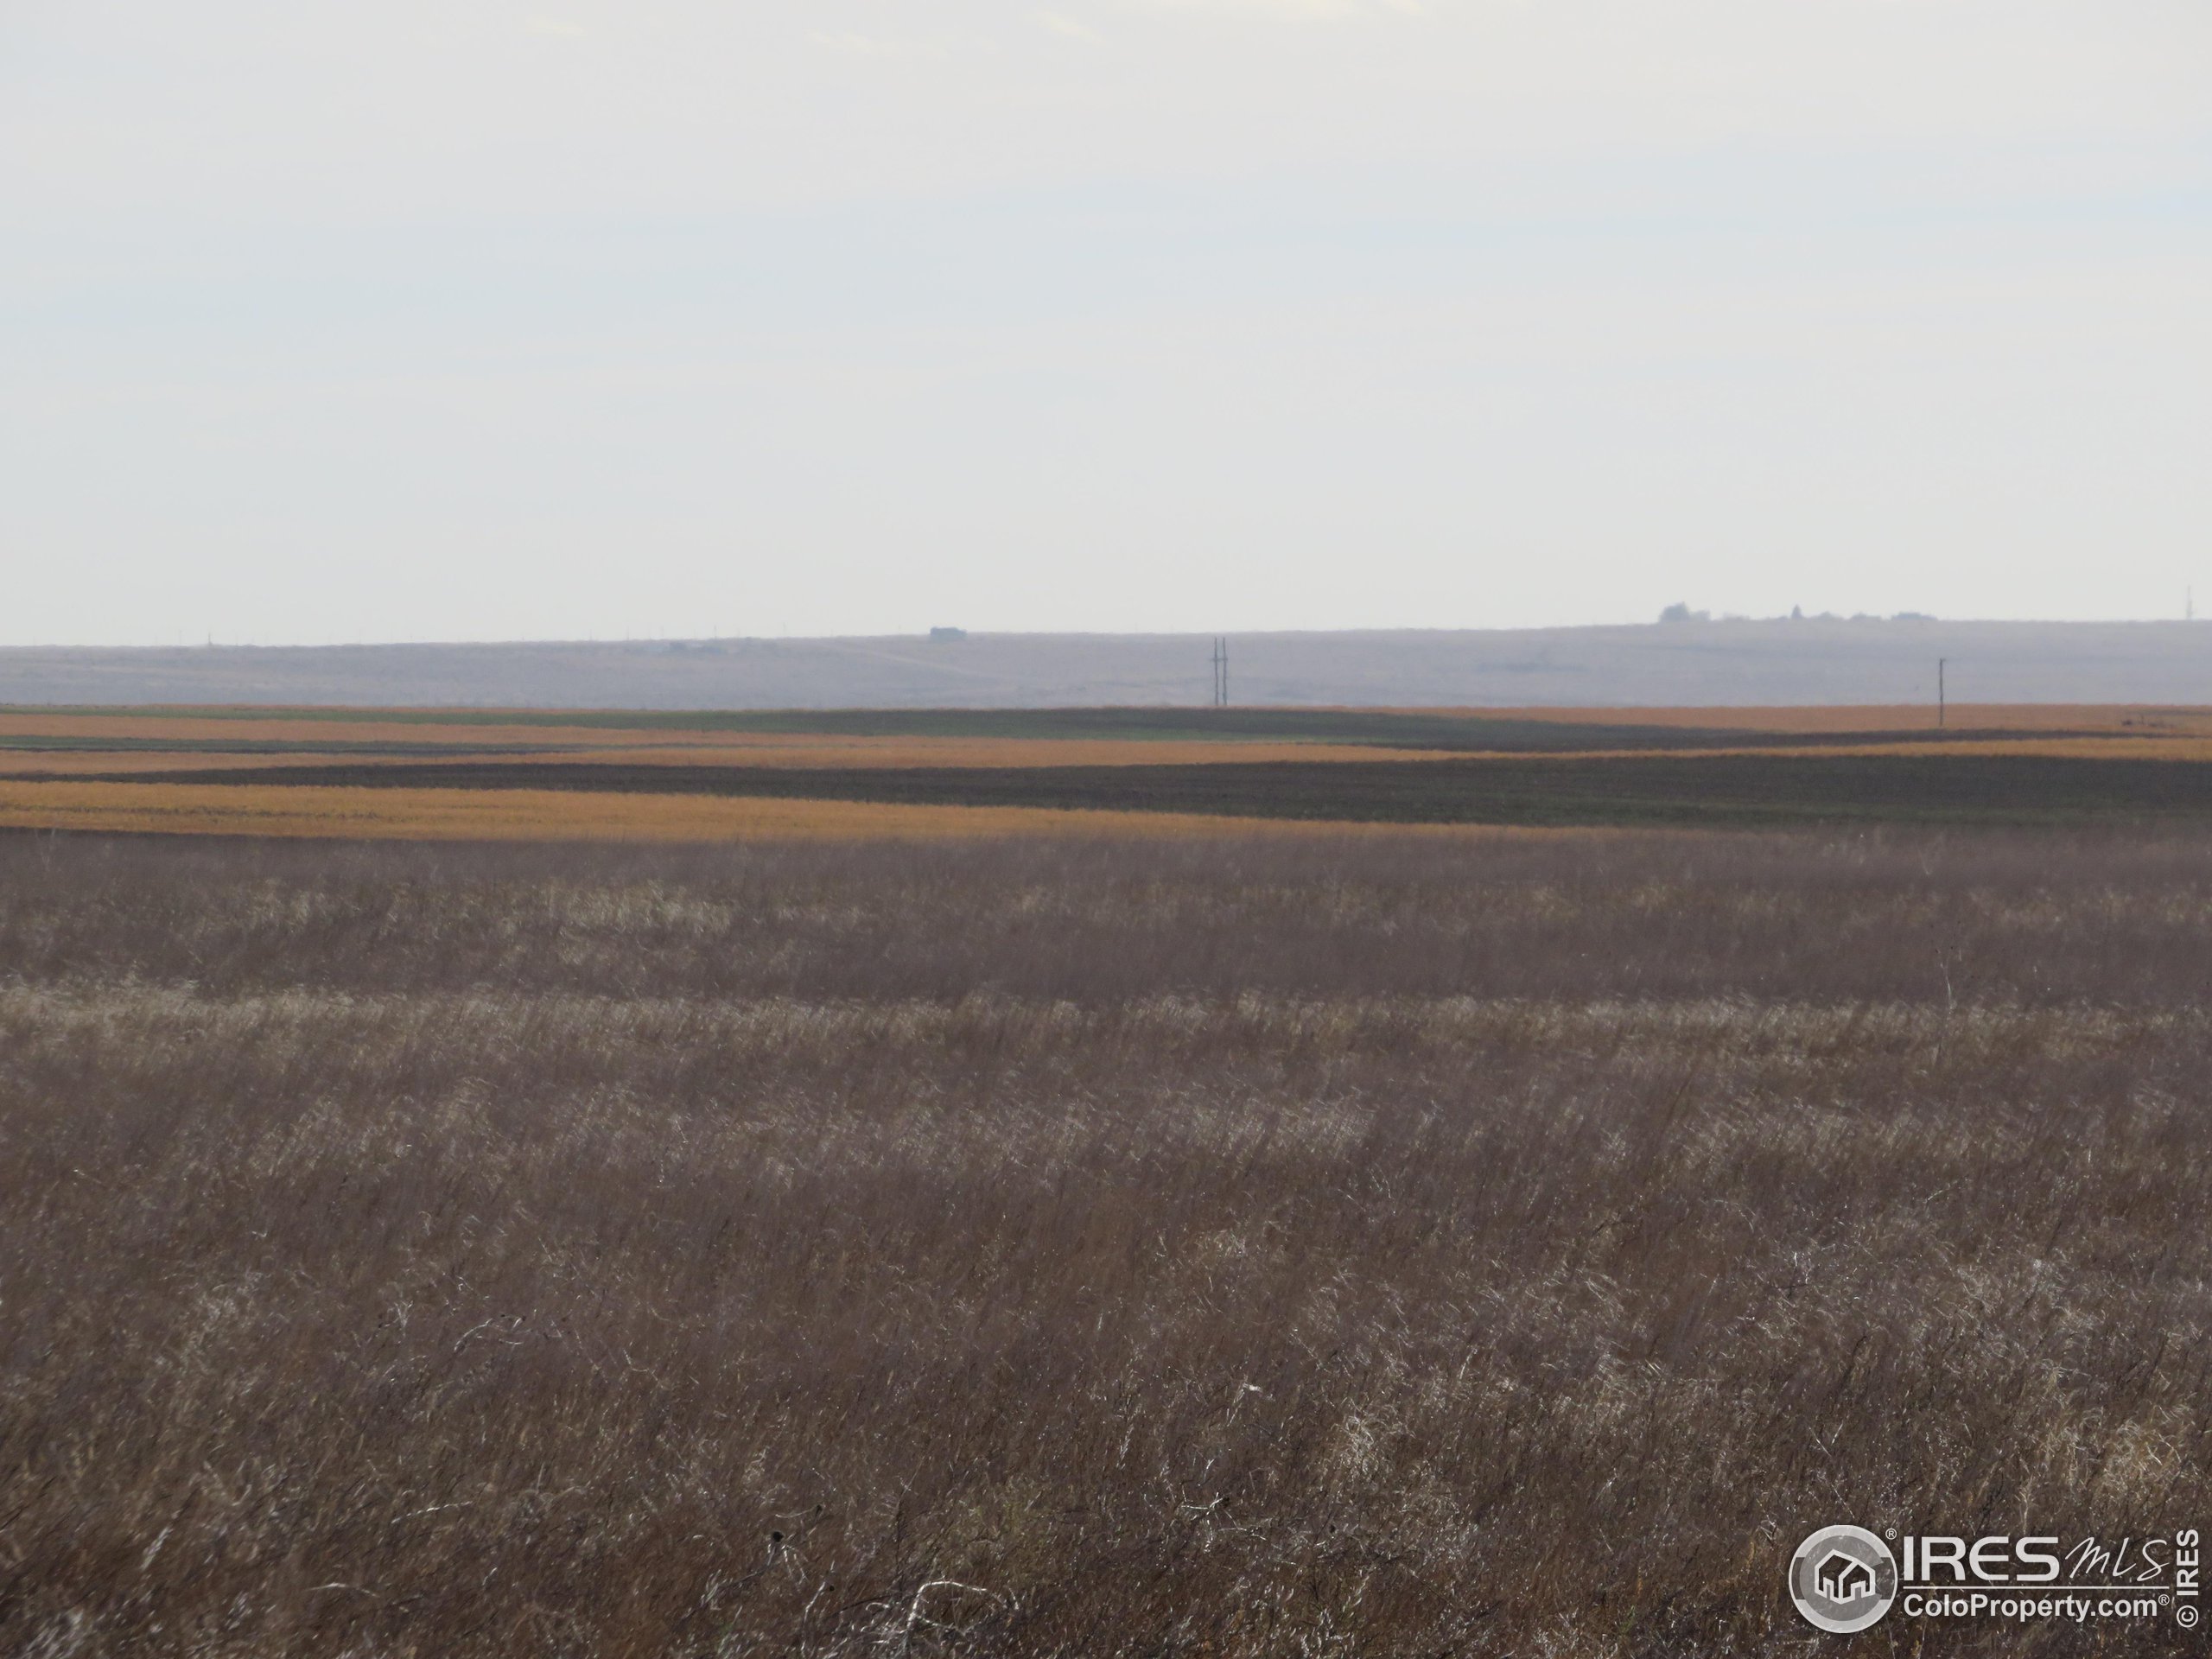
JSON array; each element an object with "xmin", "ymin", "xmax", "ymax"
[{"xmin": 1666, "ymin": 604, "xmax": 1941, "ymax": 624}]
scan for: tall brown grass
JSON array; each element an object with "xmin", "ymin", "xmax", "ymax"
[{"xmin": 2, "ymin": 829, "xmax": 2208, "ymax": 1655}]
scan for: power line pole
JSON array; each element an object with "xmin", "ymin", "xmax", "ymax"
[
  {"xmin": 1938, "ymin": 657, "xmax": 1946, "ymax": 729},
  {"xmin": 1210, "ymin": 637, "xmax": 1229, "ymax": 707}
]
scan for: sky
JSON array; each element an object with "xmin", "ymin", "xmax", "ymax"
[{"xmin": 2, "ymin": 1, "xmax": 2208, "ymax": 645}]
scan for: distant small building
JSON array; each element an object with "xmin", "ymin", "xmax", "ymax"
[{"xmin": 929, "ymin": 626, "xmax": 967, "ymax": 642}]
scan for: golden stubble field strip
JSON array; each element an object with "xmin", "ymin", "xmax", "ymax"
[
  {"xmin": 8, "ymin": 702, "xmax": 2212, "ymax": 841},
  {"xmin": 0, "ymin": 778, "xmax": 1596, "ymax": 843},
  {"xmin": 10, "ymin": 702, "xmax": 2205, "ymax": 754},
  {"xmin": 1435, "ymin": 702, "xmax": 2212, "ymax": 734},
  {"xmin": 0, "ymin": 706, "xmax": 1487, "ymax": 779}
]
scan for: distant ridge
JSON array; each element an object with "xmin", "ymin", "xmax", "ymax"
[{"xmin": 1, "ymin": 620, "xmax": 2206, "ymax": 709}]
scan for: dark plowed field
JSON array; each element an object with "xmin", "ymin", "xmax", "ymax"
[{"xmin": 66, "ymin": 751, "xmax": 2212, "ymax": 826}]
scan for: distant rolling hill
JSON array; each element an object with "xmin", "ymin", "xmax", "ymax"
[{"xmin": 2, "ymin": 620, "xmax": 2208, "ymax": 709}]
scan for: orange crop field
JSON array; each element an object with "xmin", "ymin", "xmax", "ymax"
[
  {"xmin": 1468, "ymin": 702, "xmax": 2212, "ymax": 734},
  {"xmin": 0, "ymin": 709, "xmax": 1448, "ymax": 770},
  {"xmin": 9, "ymin": 705, "xmax": 2203, "ymax": 752},
  {"xmin": 7, "ymin": 702, "xmax": 2212, "ymax": 842},
  {"xmin": 0, "ymin": 778, "xmax": 1208, "ymax": 842},
  {"xmin": 0, "ymin": 777, "xmax": 1589, "ymax": 844},
  {"xmin": 1694, "ymin": 735, "xmax": 2212, "ymax": 762}
]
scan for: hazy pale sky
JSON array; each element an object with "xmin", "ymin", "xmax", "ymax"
[{"xmin": 3, "ymin": 1, "xmax": 2208, "ymax": 645}]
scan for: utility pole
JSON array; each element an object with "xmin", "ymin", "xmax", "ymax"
[
  {"xmin": 1938, "ymin": 658, "xmax": 1946, "ymax": 729},
  {"xmin": 1210, "ymin": 637, "xmax": 1229, "ymax": 707}
]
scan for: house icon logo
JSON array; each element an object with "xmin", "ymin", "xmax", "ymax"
[
  {"xmin": 1789, "ymin": 1525, "xmax": 1897, "ymax": 1633},
  {"xmin": 1817, "ymin": 1552, "xmax": 1873, "ymax": 1602}
]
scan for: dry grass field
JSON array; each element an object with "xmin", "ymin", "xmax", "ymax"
[{"xmin": 3, "ymin": 827, "xmax": 2208, "ymax": 1656}]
